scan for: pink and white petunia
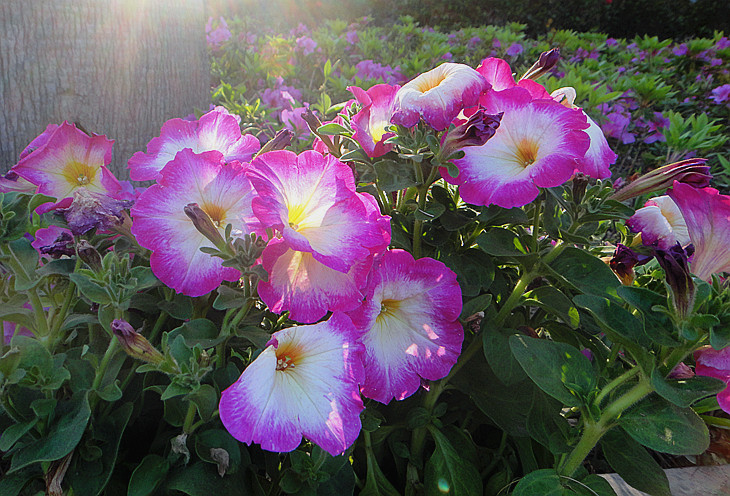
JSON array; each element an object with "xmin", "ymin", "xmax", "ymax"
[
  {"xmin": 219, "ymin": 312, "xmax": 365, "ymax": 456},
  {"xmin": 392, "ymin": 63, "xmax": 490, "ymax": 131},
  {"xmin": 443, "ymin": 88, "xmax": 590, "ymax": 208},
  {"xmin": 131, "ymin": 149, "xmax": 260, "ymax": 296},
  {"xmin": 11, "ymin": 121, "xmax": 120, "ymax": 200},
  {"xmin": 248, "ymin": 150, "xmax": 391, "ymax": 274},
  {"xmin": 626, "ymin": 195, "xmax": 690, "ymax": 250},
  {"xmin": 476, "ymin": 57, "xmax": 551, "ymax": 100},
  {"xmin": 668, "ymin": 182, "xmax": 730, "ymax": 281},
  {"xmin": 694, "ymin": 345, "xmax": 730, "ymax": 414},
  {"xmin": 128, "ymin": 106, "xmax": 260, "ymax": 181},
  {"xmin": 257, "ymin": 238, "xmax": 373, "ymax": 323},
  {"xmin": 346, "ymin": 250, "xmax": 463, "ymax": 404},
  {"xmin": 348, "ymin": 84, "xmax": 400, "ymax": 157}
]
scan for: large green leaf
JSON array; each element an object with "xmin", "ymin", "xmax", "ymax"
[
  {"xmin": 511, "ymin": 469, "xmax": 565, "ymax": 496},
  {"xmin": 476, "ymin": 227, "xmax": 534, "ymax": 258},
  {"xmin": 601, "ymin": 428, "xmax": 671, "ymax": 496},
  {"xmin": 127, "ymin": 454, "xmax": 170, "ymax": 496},
  {"xmin": 523, "ymin": 286, "xmax": 580, "ymax": 329},
  {"xmin": 617, "ymin": 286, "xmax": 678, "ymax": 346},
  {"xmin": 573, "ymin": 294, "xmax": 651, "ymax": 348},
  {"xmin": 6, "ymin": 237, "xmax": 40, "ymax": 291},
  {"xmin": 651, "ymin": 369, "xmax": 725, "ymax": 407},
  {"xmin": 168, "ymin": 319, "xmax": 225, "ymax": 349},
  {"xmin": 509, "ymin": 335, "xmax": 597, "ymax": 407},
  {"xmin": 67, "ymin": 402, "xmax": 133, "ymax": 495},
  {"xmin": 482, "ymin": 326, "xmax": 527, "ymax": 386},
  {"xmin": 424, "ymin": 427, "xmax": 482, "ymax": 496},
  {"xmin": 360, "ymin": 454, "xmax": 401, "ymax": 496},
  {"xmin": 548, "ymin": 247, "xmax": 620, "ymax": 301},
  {"xmin": 9, "ymin": 391, "xmax": 91, "ymax": 473},
  {"xmin": 165, "ymin": 462, "xmax": 252, "ymax": 496},
  {"xmin": 620, "ymin": 395, "xmax": 709, "ymax": 455}
]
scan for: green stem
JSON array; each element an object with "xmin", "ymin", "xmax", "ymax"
[
  {"xmin": 559, "ymin": 378, "xmax": 653, "ymax": 477},
  {"xmin": 531, "ymin": 199, "xmax": 542, "ymax": 249},
  {"xmin": 700, "ymin": 415, "xmax": 730, "ymax": 429},
  {"xmin": 594, "ymin": 366, "xmax": 640, "ymax": 407},
  {"xmin": 183, "ymin": 401, "xmax": 197, "ymax": 434}
]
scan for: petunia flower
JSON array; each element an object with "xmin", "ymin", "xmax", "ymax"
[
  {"xmin": 131, "ymin": 149, "xmax": 260, "ymax": 297},
  {"xmin": 694, "ymin": 345, "xmax": 730, "ymax": 414},
  {"xmin": 256, "ymin": 238, "xmax": 374, "ymax": 323},
  {"xmin": 346, "ymin": 250, "xmax": 463, "ymax": 404},
  {"xmin": 668, "ymin": 182, "xmax": 730, "ymax": 281},
  {"xmin": 128, "ymin": 106, "xmax": 260, "ymax": 181},
  {"xmin": 348, "ymin": 84, "xmax": 400, "ymax": 157},
  {"xmin": 219, "ymin": 312, "xmax": 365, "ymax": 456},
  {"xmin": 247, "ymin": 150, "xmax": 390, "ymax": 274},
  {"xmin": 443, "ymin": 87, "xmax": 590, "ymax": 208},
  {"xmin": 31, "ymin": 225, "xmax": 75, "ymax": 260},
  {"xmin": 11, "ymin": 121, "xmax": 120, "ymax": 201},
  {"xmin": 391, "ymin": 63, "xmax": 490, "ymax": 131},
  {"xmin": 626, "ymin": 195, "xmax": 690, "ymax": 250},
  {"xmin": 476, "ymin": 57, "xmax": 551, "ymax": 100}
]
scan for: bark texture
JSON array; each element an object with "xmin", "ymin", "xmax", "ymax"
[{"xmin": 1, "ymin": 0, "xmax": 210, "ymax": 179}]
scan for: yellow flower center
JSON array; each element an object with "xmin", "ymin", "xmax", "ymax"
[
  {"xmin": 514, "ymin": 139, "xmax": 540, "ymax": 167},
  {"xmin": 287, "ymin": 203, "xmax": 308, "ymax": 231},
  {"xmin": 414, "ymin": 72, "xmax": 448, "ymax": 94},
  {"xmin": 371, "ymin": 123, "xmax": 389, "ymax": 144},
  {"xmin": 200, "ymin": 203, "xmax": 226, "ymax": 228},
  {"xmin": 378, "ymin": 299, "xmax": 401, "ymax": 319},
  {"xmin": 275, "ymin": 342, "xmax": 301, "ymax": 372},
  {"xmin": 62, "ymin": 160, "xmax": 96, "ymax": 187}
]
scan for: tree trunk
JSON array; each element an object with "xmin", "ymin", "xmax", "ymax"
[{"xmin": 0, "ymin": 0, "xmax": 210, "ymax": 180}]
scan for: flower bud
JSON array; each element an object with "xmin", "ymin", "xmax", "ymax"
[
  {"xmin": 111, "ymin": 319, "xmax": 164, "ymax": 365},
  {"xmin": 439, "ymin": 110, "xmax": 502, "ymax": 161},
  {"xmin": 184, "ymin": 203, "xmax": 227, "ymax": 252},
  {"xmin": 610, "ymin": 158, "xmax": 711, "ymax": 202},
  {"xmin": 572, "ymin": 172, "xmax": 589, "ymax": 203},
  {"xmin": 76, "ymin": 239, "xmax": 103, "ymax": 273},
  {"xmin": 255, "ymin": 129, "xmax": 293, "ymax": 158},
  {"xmin": 520, "ymin": 48, "xmax": 561, "ymax": 81},
  {"xmin": 654, "ymin": 243, "xmax": 695, "ymax": 320}
]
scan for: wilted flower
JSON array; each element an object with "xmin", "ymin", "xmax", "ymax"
[
  {"xmin": 346, "ymin": 250, "xmax": 463, "ymax": 404},
  {"xmin": 31, "ymin": 226, "xmax": 75, "ymax": 259},
  {"xmin": 608, "ymin": 243, "xmax": 651, "ymax": 285},
  {"xmin": 392, "ymin": 63, "xmax": 490, "ymax": 131},
  {"xmin": 111, "ymin": 319, "xmax": 164, "ymax": 365},
  {"xmin": 128, "ymin": 107, "xmax": 260, "ymax": 182},
  {"xmin": 61, "ymin": 188, "xmax": 132, "ymax": 235},
  {"xmin": 220, "ymin": 313, "xmax": 365, "ymax": 456},
  {"xmin": 348, "ymin": 84, "xmax": 400, "ymax": 157},
  {"xmin": 611, "ymin": 158, "xmax": 711, "ymax": 202}
]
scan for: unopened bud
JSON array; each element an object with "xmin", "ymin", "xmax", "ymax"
[
  {"xmin": 255, "ymin": 129, "xmax": 293, "ymax": 158},
  {"xmin": 111, "ymin": 319, "xmax": 164, "ymax": 365},
  {"xmin": 77, "ymin": 239, "xmax": 103, "ymax": 272},
  {"xmin": 439, "ymin": 110, "xmax": 502, "ymax": 161},
  {"xmin": 520, "ymin": 48, "xmax": 560, "ymax": 81},
  {"xmin": 184, "ymin": 203, "xmax": 228, "ymax": 251},
  {"xmin": 611, "ymin": 158, "xmax": 711, "ymax": 202},
  {"xmin": 302, "ymin": 109, "xmax": 338, "ymax": 155},
  {"xmin": 572, "ymin": 173, "xmax": 589, "ymax": 203},
  {"xmin": 654, "ymin": 243, "xmax": 695, "ymax": 320}
]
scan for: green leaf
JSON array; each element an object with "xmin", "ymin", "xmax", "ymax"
[
  {"xmin": 161, "ymin": 380, "xmax": 193, "ymax": 401},
  {"xmin": 509, "ymin": 335, "xmax": 596, "ymax": 407},
  {"xmin": 573, "ymin": 294, "xmax": 651, "ymax": 348},
  {"xmin": 158, "ymin": 293, "xmax": 194, "ymax": 320},
  {"xmin": 548, "ymin": 247, "xmax": 620, "ymax": 301},
  {"xmin": 460, "ymin": 293, "xmax": 492, "ymax": 320},
  {"xmin": 414, "ymin": 203, "xmax": 446, "ymax": 221},
  {"xmin": 439, "ymin": 249, "xmax": 494, "ymax": 297},
  {"xmin": 477, "ymin": 205, "xmax": 529, "ymax": 226},
  {"xmin": 6, "ymin": 237, "xmax": 40, "ymax": 291},
  {"xmin": 651, "ymin": 369, "xmax": 725, "ymax": 408},
  {"xmin": 66, "ymin": 402, "xmax": 133, "ymax": 496},
  {"xmin": 36, "ymin": 258, "xmax": 76, "ymax": 277},
  {"xmin": 213, "ymin": 285, "xmax": 247, "ymax": 311},
  {"xmin": 511, "ymin": 469, "xmax": 565, "ymax": 496},
  {"xmin": 195, "ymin": 429, "xmax": 245, "ymax": 475},
  {"xmin": 128, "ymin": 454, "xmax": 170, "ymax": 496},
  {"xmin": 360, "ymin": 454, "xmax": 400, "ymax": 496},
  {"xmin": 620, "ymin": 395, "xmax": 709, "ymax": 455},
  {"xmin": 0, "ymin": 467, "xmax": 39, "ymax": 496},
  {"xmin": 526, "ymin": 391, "xmax": 570, "ymax": 454},
  {"xmin": 577, "ymin": 475, "xmax": 617, "ymax": 496},
  {"xmin": 165, "ymin": 462, "xmax": 250, "ymax": 496},
  {"xmin": 188, "ymin": 384, "xmax": 218, "ymax": 421},
  {"xmin": 524, "ymin": 286, "xmax": 580, "ymax": 329},
  {"xmin": 482, "ymin": 326, "xmax": 527, "ymax": 386},
  {"xmin": 617, "ymin": 286, "xmax": 678, "ymax": 346},
  {"xmin": 69, "ymin": 273, "xmax": 112, "ymax": 305},
  {"xmin": 424, "ymin": 427, "xmax": 482, "ymax": 496},
  {"xmin": 0, "ymin": 418, "xmax": 39, "ymax": 451},
  {"xmin": 476, "ymin": 228, "xmax": 533, "ymax": 257},
  {"xmin": 96, "ymin": 380, "xmax": 123, "ymax": 402},
  {"xmin": 601, "ymin": 428, "xmax": 671, "ymax": 496},
  {"xmin": 316, "ymin": 123, "xmax": 350, "ymax": 135},
  {"xmin": 9, "ymin": 391, "xmax": 91, "ymax": 473},
  {"xmin": 374, "ymin": 160, "xmax": 417, "ymax": 192},
  {"xmin": 168, "ymin": 319, "xmax": 224, "ymax": 348}
]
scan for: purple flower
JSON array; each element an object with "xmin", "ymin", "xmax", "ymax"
[
  {"xmin": 346, "ymin": 30, "xmax": 359, "ymax": 45},
  {"xmin": 295, "ymin": 36, "xmax": 318, "ymax": 55},
  {"xmin": 205, "ymin": 17, "xmax": 231, "ymax": 48},
  {"xmin": 711, "ymin": 84, "xmax": 730, "ymax": 104},
  {"xmin": 468, "ymin": 36, "xmax": 481, "ymax": 49},
  {"xmin": 492, "ymin": 39, "xmax": 501, "ymax": 48},
  {"xmin": 672, "ymin": 44, "xmax": 689, "ymax": 56},
  {"xmin": 280, "ymin": 107, "xmax": 311, "ymax": 139},
  {"xmin": 716, "ymin": 37, "xmax": 730, "ymax": 50},
  {"xmin": 506, "ymin": 43, "xmax": 523, "ymax": 57},
  {"xmin": 441, "ymin": 52, "xmax": 453, "ymax": 61},
  {"xmin": 602, "ymin": 111, "xmax": 635, "ymax": 144},
  {"xmin": 606, "ymin": 38, "xmax": 619, "ymax": 47}
]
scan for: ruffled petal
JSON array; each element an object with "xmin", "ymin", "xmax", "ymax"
[
  {"xmin": 347, "ymin": 250, "xmax": 463, "ymax": 404},
  {"xmin": 626, "ymin": 196, "xmax": 689, "ymax": 250},
  {"xmin": 219, "ymin": 313, "xmax": 365, "ymax": 456}
]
